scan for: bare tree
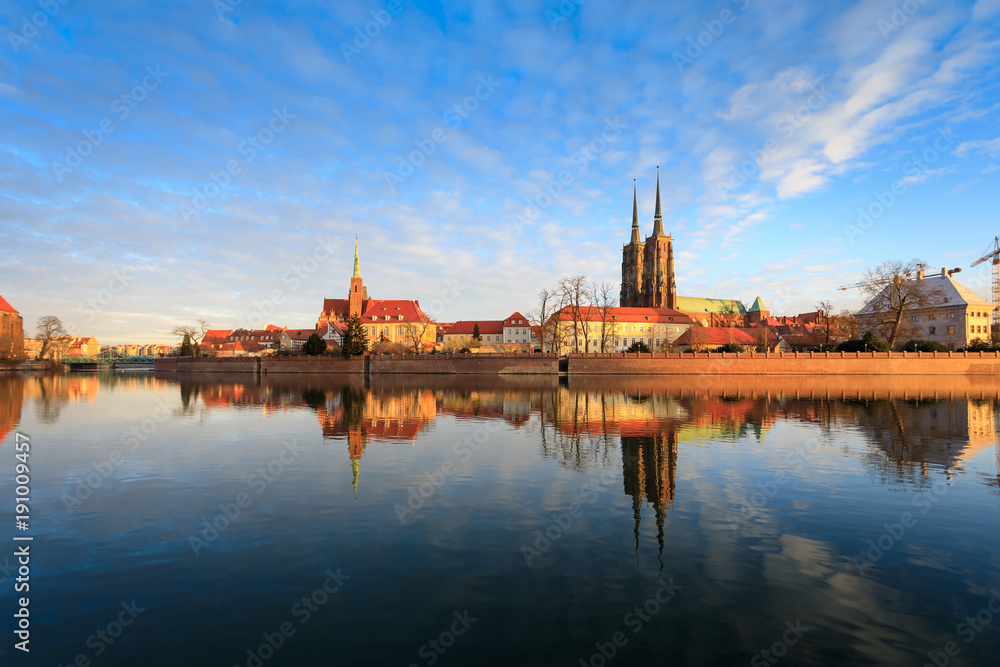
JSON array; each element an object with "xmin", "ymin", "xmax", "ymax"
[
  {"xmin": 591, "ymin": 280, "xmax": 617, "ymax": 352},
  {"xmin": 713, "ymin": 303, "xmax": 745, "ymax": 328},
  {"xmin": 857, "ymin": 260, "xmax": 940, "ymax": 348},
  {"xmin": 171, "ymin": 320, "xmax": 210, "ymax": 344},
  {"xmin": 686, "ymin": 321, "xmax": 709, "ymax": 352},
  {"xmin": 752, "ymin": 325, "xmax": 777, "ymax": 352},
  {"xmin": 444, "ymin": 335, "xmax": 480, "ymax": 352},
  {"xmin": 816, "ymin": 299, "xmax": 834, "ymax": 348},
  {"xmin": 529, "ymin": 287, "xmax": 564, "ymax": 354},
  {"xmin": 558, "ymin": 275, "xmax": 592, "ymax": 353},
  {"xmin": 36, "ymin": 316, "xmax": 69, "ymax": 360},
  {"xmin": 405, "ymin": 318, "xmax": 436, "ymax": 353},
  {"xmin": 836, "ymin": 309, "xmax": 859, "ymax": 340}
]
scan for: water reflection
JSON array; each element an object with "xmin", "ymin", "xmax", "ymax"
[
  {"xmin": 1, "ymin": 371, "xmax": 999, "ymax": 666},
  {"xmin": 129, "ymin": 373, "xmax": 1000, "ymax": 495}
]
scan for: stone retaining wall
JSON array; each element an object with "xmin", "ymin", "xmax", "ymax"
[{"xmin": 566, "ymin": 351, "xmax": 1000, "ymax": 375}]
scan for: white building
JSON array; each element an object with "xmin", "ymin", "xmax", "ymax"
[{"xmin": 856, "ymin": 267, "xmax": 995, "ymax": 350}]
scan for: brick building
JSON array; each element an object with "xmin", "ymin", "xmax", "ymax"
[
  {"xmin": 856, "ymin": 267, "xmax": 995, "ymax": 350},
  {"xmin": 620, "ymin": 172, "xmax": 677, "ymax": 309},
  {"xmin": 548, "ymin": 306, "xmax": 694, "ymax": 354},
  {"xmin": 317, "ymin": 241, "xmax": 436, "ymax": 350},
  {"xmin": 0, "ymin": 293, "xmax": 25, "ymax": 361}
]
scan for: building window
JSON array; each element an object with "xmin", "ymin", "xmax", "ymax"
[
  {"xmin": 948, "ymin": 326, "xmax": 954, "ymax": 335},
  {"xmin": 929, "ymin": 327, "xmax": 936, "ymax": 335},
  {"xmin": 929, "ymin": 314, "xmax": 936, "ymax": 320}
]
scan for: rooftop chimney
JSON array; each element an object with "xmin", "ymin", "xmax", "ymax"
[
  {"xmin": 941, "ymin": 267, "xmax": 947, "ymax": 277},
  {"xmin": 917, "ymin": 268, "xmax": 924, "ymax": 280}
]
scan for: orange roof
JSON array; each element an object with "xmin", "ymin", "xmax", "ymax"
[
  {"xmin": 674, "ymin": 327, "xmax": 757, "ymax": 346},
  {"xmin": 201, "ymin": 329, "xmax": 231, "ymax": 345},
  {"xmin": 0, "ymin": 293, "xmax": 17, "ymax": 313}
]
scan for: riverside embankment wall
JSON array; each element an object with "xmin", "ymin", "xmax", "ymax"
[
  {"xmin": 152, "ymin": 351, "xmax": 1000, "ymax": 375},
  {"xmin": 369, "ymin": 353, "xmax": 558, "ymax": 375},
  {"xmin": 566, "ymin": 351, "xmax": 1000, "ymax": 375},
  {"xmin": 153, "ymin": 354, "xmax": 557, "ymax": 374}
]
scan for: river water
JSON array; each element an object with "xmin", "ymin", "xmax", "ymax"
[{"xmin": 1, "ymin": 372, "xmax": 999, "ymax": 666}]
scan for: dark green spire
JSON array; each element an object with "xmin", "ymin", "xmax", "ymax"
[
  {"xmin": 652, "ymin": 166, "xmax": 664, "ymax": 236},
  {"xmin": 630, "ymin": 179, "xmax": 640, "ymax": 245}
]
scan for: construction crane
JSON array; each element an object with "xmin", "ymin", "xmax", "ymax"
[
  {"xmin": 838, "ymin": 281, "xmax": 864, "ymax": 291},
  {"xmin": 971, "ymin": 236, "xmax": 1000, "ymax": 327}
]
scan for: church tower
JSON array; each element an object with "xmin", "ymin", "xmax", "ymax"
[
  {"xmin": 349, "ymin": 238, "xmax": 365, "ymax": 318},
  {"xmin": 620, "ymin": 180, "xmax": 644, "ymax": 308},
  {"xmin": 641, "ymin": 168, "xmax": 677, "ymax": 309}
]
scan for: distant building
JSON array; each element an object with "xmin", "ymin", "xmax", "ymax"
[
  {"xmin": 317, "ymin": 241, "xmax": 436, "ymax": 350},
  {"xmin": 443, "ymin": 319, "xmax": 504, "ymax": 345},
  {"xmin": 675, "ymin": 296, "xmax": 749, "ymax": 327},
  {"xmin": 198, "ymin": 330, "xmax": 233, "ymax": 356},
  {"xmin": 549, "ymin": 306, "xmax": 694, "ymax": 354},
  {"xmin": 856, "ymin": 267, "xmax": 995, "ymax": 350},
  {"xmin": 66, "ymin": 336, "xmax": 100, "ymax": 357},
  {"xmin": 0, "ymin": 293, "xmax": 25, "ymax": 361},
  {"xmin": 224, "ymin": 327, "xmax": 289, "ymax": 354},
  {"xmin": 285, "ymin": 328, "xmax": 318, "ymax": 351},
  {"xmin": 672, "ymin": 326, "xmax": 758, "ymax": 351}
]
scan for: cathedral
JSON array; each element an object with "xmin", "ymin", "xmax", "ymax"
[{"xmin": 620, "ymin": 169, "xmax": 677, "ymax": 309}]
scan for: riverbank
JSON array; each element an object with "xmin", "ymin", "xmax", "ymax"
[{"xmin": 148, "ymin": 351, "xmax": 1000, "ymax": 375}]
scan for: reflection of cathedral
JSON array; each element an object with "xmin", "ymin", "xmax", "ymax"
[
  {"xmin": 315, "ymin": 387, "xmax": 438, "ymax": 498},
  {"xmin": 622, "ymin": 429, "xmax": 678, "ymax": 562}
]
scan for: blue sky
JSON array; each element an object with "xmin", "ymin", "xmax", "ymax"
[{"xmin": 2, "ymin": 0, "xmax": 999, "ymax": 344}]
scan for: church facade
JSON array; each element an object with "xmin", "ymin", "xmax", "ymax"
[
  {"xmin": 620, "ymin": 171, "xmax": 677, "ymax": 309},
  {"xmin": 317, "ymin": 241, "xmax": 437, "ymax": 350}
]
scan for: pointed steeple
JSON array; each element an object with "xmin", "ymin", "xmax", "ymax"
[
  {"xmin": 630, "ymin": 179, "xmax": 641, "ymax": 245},
  {"xmin": 652, "ymin": 166, "xmax": 664, "ymax": 236},
  {"xmin": 352, "ymin": 236, "xmax": 361, "ymax": 278},
  {"xmin": 351, "ymin": 458, "xmax": 360, "ymax": 503}
]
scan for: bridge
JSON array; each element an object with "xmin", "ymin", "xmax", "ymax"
[{"xmin": 62, "ymin": 349, "xmax": 157, "ymax": 371}]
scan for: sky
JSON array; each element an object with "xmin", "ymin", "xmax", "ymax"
[{"xmin": 2, "ymin": 0, "xmax": 999, "ymax": 345}]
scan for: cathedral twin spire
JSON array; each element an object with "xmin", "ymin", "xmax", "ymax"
[
  {"xmin": 628, "ymin": 167, "xmax": 667, "ymax": 244},
  {"xmin": 652, "ymin": 167, "xmax": 664, "ymax": 237},
  {"xmin": 620, "ymin": 166, "xmax": 677, "ymax": 310}
]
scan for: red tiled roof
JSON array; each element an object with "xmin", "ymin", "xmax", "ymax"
[
  {"xmin": 286, "ymin": 329, "xmax": 317, "ymax": 341},
  {"xmin": 781, "ymin": 333, "xmax": 826, "ymax": 348},
  {"xmin": 362, "ymin": 299, "xmax": 431, "ymax": 324},
  {"xmin": 322, "ymin": 298, "xmax": 351, "ymax": 312},
  {"xmin": 201, "ymin": 329, "xmax": 232, "ymax": 345},
  {"xmin": 448, "ymin": 320, "xmax": 504, "ymax": 336},
  {"xmin": 674, "ymin": 327, "xmax": 757, "ymax": 346},
  {"xmin": 0, "ymin": 293, "xmax": 17, "ymax": 314},
  {"xmin": 554, "ymin": 306, "xmax": 695, "ymax": 324},
  {"xmin": 503, "ymin": 312, "xmax": 530, "ymax": 327}
]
